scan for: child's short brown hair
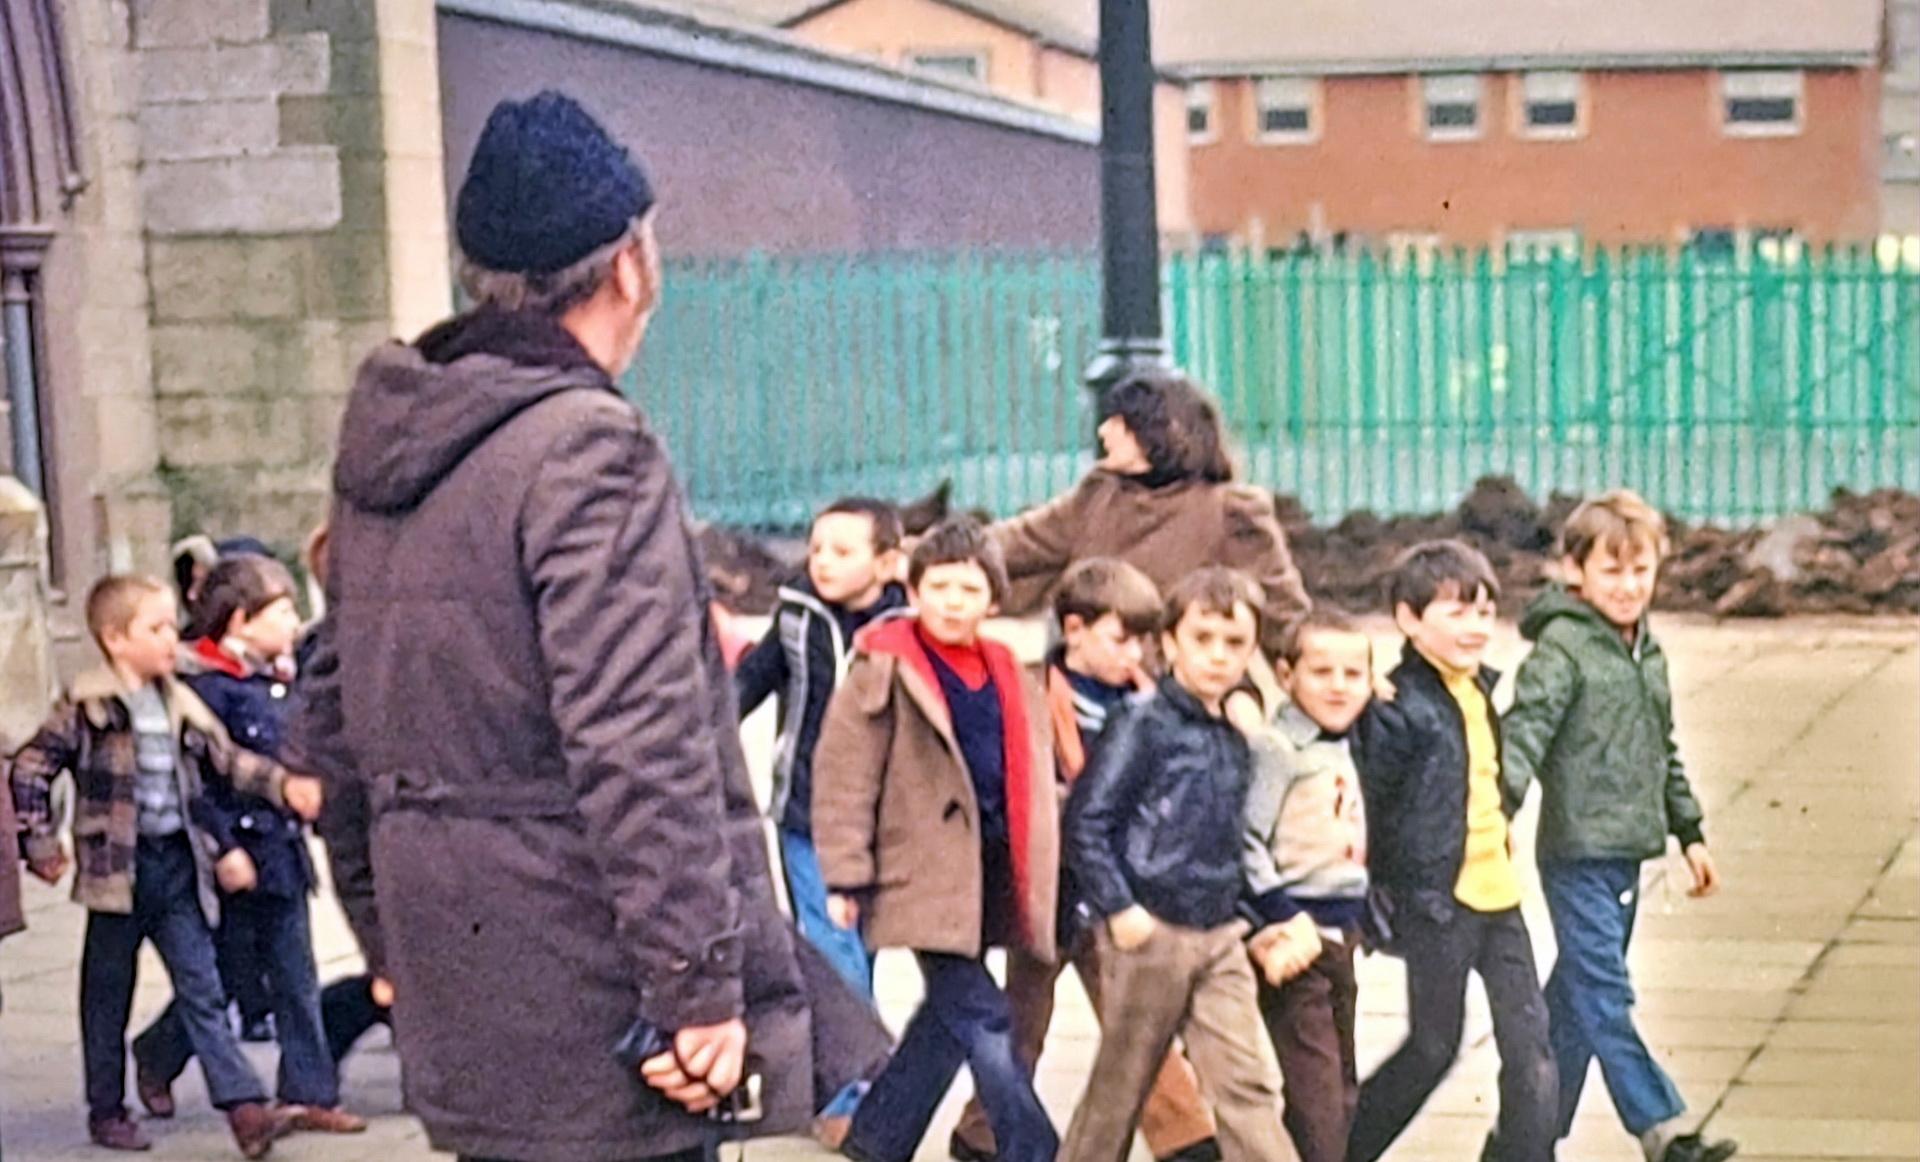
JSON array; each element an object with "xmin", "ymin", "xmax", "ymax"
[
  {"xmin": 1559, "ymin": 490, "xmax": 1669, "ymax": 566},
  {"xmin": 1163, "ymin": 566, "xmax": 1265, "ymax": 638},
  {"xmin": 908, "ymin": 516, "xmax": 1009, "ymax": 604},
  {"xmin": 1279, "ymin": 605, "xmax": 1368, "ymax": 667},
  {"xmin": 86, "ymin": 574, "xmax": 170, "ymax": 648},
  {"xmin": 186, "ymin": 554, "xmax": 298, "ymax": 642},
  {"xmin": 1054, "ymin": 558, "xmax": 1162, "ymax": 638},
  {"xmin": 1388, "ymin": 540, "xmax": 1500, "ymax": 616},
  {"xmin": 818, "ymin": 497, "xmax": 904, "ymax": 554}
]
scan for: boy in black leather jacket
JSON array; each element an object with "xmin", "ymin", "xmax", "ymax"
[
  {"xmin": 1349, "ymin": 541, "xmax": 1556, "ymax": 1162},
  {"xmin": 1060, "ymin": 567, "xmax": 1291, "ymax": 1162}
]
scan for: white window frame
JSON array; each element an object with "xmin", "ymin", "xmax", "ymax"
[
  {"xmin": 1253, "ymin": 76, "xmax": 1320, "ymax": 145},
  {"xmin": 1720, "ymin": 70, "xmax": 1803, "ymax": 137},
  {"xmin": 906, "ymin": 50, "xmax": 989, "ymax": 84},
  {"xmin": 1505, "ymin": 228, "xmax": 1582, "ymax": 260},
  {"xmin": 1420, "ymin": 73, "xmax": 1484, "ymax": 141},
  {"xmin": 1186, "ymin": 80, "xmax": 1217, "ymax": 143},
  {"xmin": 1517, "ymin": 71, "xmax": 1584, "ymax": 140}
]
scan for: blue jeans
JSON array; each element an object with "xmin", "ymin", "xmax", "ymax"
[
  {"xmin": 134, "ymin": 889, "xmax": 338, "ymax": 1106},
  {"xmin": 1541, "ymin": 859, "xmax": 1686, "ymax": 1137},
  {"xmin": 82, "ymin": 835, "xmax": 268, "ymax": 1119},
  {"xmin": 779, "ymin": 826, "xmax": 874, "ymax": 998},
  {"xmin": 847, "ymin": 953, "xmax": 1057, "ymax": 1162}
]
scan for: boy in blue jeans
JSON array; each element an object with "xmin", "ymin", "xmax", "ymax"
[
  {"xmin": 1503, "ymin": 492, "xmax": 1737, "ymax": 1162},
  {"xmin": 737, "ymin": 497, "xmax": 910, "ymax": 996},
  {"xmin": 12, "ymin": 575, "xmax": 324, "ymax": 1157}
]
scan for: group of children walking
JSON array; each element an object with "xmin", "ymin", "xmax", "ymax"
[
  {"xmin": 6, "ymin": 438, "xmax": 1740, "ymax": 1162},
  {"xmin": 10, "ymin": 547, "xmax": 380, "ymax": 1157},
  {"xmin": 740, "ymin": 486, "xmax": 1742, "ymax": 1162}
]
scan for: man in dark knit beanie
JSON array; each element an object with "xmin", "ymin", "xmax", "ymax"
[{"xmin": 285, "ymin": 91, "xmax": 816, "ymax": 1162}]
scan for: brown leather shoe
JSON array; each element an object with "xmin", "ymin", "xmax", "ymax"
[
  {"xmin": 227, "ymin": 1102, "xmax": 291, "ymax": 1159},
  {"xmin": 280, "ymin": 1104, "xmax": 368, "ymax": 1134},
  {"xmin": 134, "ymin": 1063, "xmax": 175, "ymax": 1120},
  {"xmin": 88, "ymin": 1114, "xmax": 153, "ymax": 1152}
]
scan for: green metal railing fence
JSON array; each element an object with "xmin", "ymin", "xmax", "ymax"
[{"xmin": 630, "ymin": 246, "xmax": 1920, "ymax": 529}]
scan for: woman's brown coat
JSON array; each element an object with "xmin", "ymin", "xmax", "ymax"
[{"xmin": 993, "ymin": 470, "xmax": 1311, "ymax": 657}]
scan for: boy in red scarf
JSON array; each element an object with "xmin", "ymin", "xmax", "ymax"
[{"xmin": 812, "ymin": 517, "xmax": 1059, "ymax": 1162}]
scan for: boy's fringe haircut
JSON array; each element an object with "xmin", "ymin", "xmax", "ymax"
[
  {"xmin": 1054, "ymin": 558, "xmax": 1162, "ymax": 638},
  {"xmin": 1279, "ymin": 604, "xmax": 1367, "ymax": 667},
  {"xmin": 818, "ymin": 497, "xmax": 905, "ymax": 553},
  {"xmin": 1163, "ymin": 566, "xmax": 1265, "ymax": 639},
  {"xmin": 186, "ymin": 554, "xmax": 299, "ymax": 643},
  {"xmin": 908, "ymin": 516, "xmax": 1010, "ymax": 605},
  {"xmin": 1560, "ymin": 490, "xmax": 1670, "ymax": 566},
  {"xmin": 1387, "ymin": 540, "xmax": 1500, "ymax": 616}
]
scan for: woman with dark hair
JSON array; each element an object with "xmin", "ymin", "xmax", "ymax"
[
  {"xmin": 131, "ymin": 554, "xmax": 367, "ymax": 1137},
  {"xmin": 993, "ymin": 370, "xmax": 1310, "ymax": 661}
]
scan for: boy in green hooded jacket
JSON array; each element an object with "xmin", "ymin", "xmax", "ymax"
[{"xmin": 1503, "ymin": 491, "xmax": 1736, "ymax": 1162}]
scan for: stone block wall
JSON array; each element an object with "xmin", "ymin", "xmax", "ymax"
[{"xmin": 132, "ymin": 0, "xmax": 449, "ymax": 556}]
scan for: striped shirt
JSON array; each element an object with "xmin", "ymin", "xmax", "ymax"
[{"xmin": 127, "ymin": 684, "xmax": 185, "ymax": 838}]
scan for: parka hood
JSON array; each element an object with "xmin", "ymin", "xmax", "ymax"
[
  {"xmin": 333, "ymin": 308, "xmax": 613, "ymax": 514},
  {"xmin": 1519, "ymin": 585, "xmax": 1618, "ymax": 642}
]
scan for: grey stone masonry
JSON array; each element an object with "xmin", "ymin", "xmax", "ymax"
[{"xmin": 135, "ymin": 0, "xmax": 341, "ymax": 235}]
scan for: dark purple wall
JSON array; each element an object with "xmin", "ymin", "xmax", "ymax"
[{"xmin": 438, "ymin": 13, "xmax": 1102, "ymax": 257}]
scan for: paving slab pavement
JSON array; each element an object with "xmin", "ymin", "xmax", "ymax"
[{"xmin": 2, "ymin": 616, "xmax": 1914, "ymax": 1162}]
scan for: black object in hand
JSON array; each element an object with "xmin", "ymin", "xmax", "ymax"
[{"xmin": 612, "ymin": 1017, "xmax": 764, "ymax": 1127}]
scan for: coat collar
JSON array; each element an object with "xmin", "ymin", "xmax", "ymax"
[
  {"xmin": 1396, "ymin": 639, "xmax": 1499, "ymax": 698},
  {"xmin": 1276, "ymin": 701, "xmax": 1338, "ymax": 748},
  {"xmin": 1156, "ymin": 676, "xmax": 1226, "ymax": 725},
  {"xmin": 69, "ymin": 667, "xmax": 221, "ymax": 737}
]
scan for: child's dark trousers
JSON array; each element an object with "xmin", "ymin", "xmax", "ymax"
[
  {"xmin": 82, "ymin": 834, "xmax": 268, "ymax": 1120},
  {"xmin": 1348, "ymin": 905, "xmax": 1558, "ymax": 1162}
]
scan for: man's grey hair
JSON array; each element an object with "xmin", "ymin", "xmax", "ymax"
[{"xmin": 458, "ymin": 216, "xmax": 649, "ymax": 316}]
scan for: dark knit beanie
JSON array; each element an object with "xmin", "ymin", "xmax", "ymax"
[{"xmin": 454, "ymin": 91, "xmax": 655, "ymax": 276}]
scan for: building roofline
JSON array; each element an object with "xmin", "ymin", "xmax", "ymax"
[
  {"xmin": 439, "ymin": 0, "xmax": 1101, "ymax": 144},
  {"xmin": 1171, "ymin": 49, "xmax": 1878, "ymax": 78},
  {"xmin": 783, "ymin": 0, "xmax": 1096, "ymax": 56}
]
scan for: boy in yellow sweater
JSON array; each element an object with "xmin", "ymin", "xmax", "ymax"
[{"xmin": 1348, "ymin": 542, "xmax": 1556, "ymax": 1162}]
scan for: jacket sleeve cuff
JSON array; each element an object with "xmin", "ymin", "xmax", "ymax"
[
  {"xmin": 22, "ymin": 832, "xmax": 60, "ymax": 865},
  {"xmin": 1249, "ymin": 887, "xmax": 1302, "ymax": 926},
  {"xmin": 1085, "ymin": 881, "xmax": 1137, "ymax": 919},
  {"xmin": 1673, "ymin": 821, "xmax": 1706, "ymax": 849},
  {"xmin": 638, "ymin": 930, "xmax": 747, "ymax": 1031}
]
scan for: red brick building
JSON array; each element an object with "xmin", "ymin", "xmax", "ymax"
[{"xmin": 1153, "ymin": 0, "xmax": 1887, "ymax": 249}]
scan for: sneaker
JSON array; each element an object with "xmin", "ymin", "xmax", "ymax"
[
  {"xmin": 1158, "ymin": 1141, "xmax": 1223, "ymax": 1162},
  {"xmin": 227, "ymin": 1102, "xmax": 293, "ymax": 1159},
  {"xmin": 949, "ymin": 1133, "xmax": 997, "ymax": 1162},
  {"xmin": 88, "ymin": 1114, "xmax": 152, "ymax": 1152},
  {"xmin": 280, "ymin": 1104, "xmax": 368, "ymax": 1134},
  {"xmin": 1661, "ymin": 1134, "xmax": 1739, "ymax": 1162},
  {"xmin": 134, "ymin": 1062, "xmax": 175, "ymax": 1120}
]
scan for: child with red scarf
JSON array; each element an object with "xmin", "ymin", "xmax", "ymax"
[
  {"xmin": 131, "ymin": 554, "xmax": 365, "ymax": 1137},
  {"xmin": 811, "ymin": 517, "xmax": 1059, "ymax": 1162}
]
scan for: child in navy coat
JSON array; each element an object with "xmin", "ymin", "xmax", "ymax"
[{"xmin": 131, "ymin": 554, "xmax": 366, "ymax": 1136}]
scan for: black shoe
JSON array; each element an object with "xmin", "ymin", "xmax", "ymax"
[
  {"xmin": 949, "ymin": 1135, "xmax": 997, "ymax": 1162},
  {"xmin": 240, "ymin": 1014, "xmax": 276, "ymax": 1044},
  {"xmin": 1158, "ymin": 1139, "xmax": 1223, "ymax": 1162},
  {"xmin": 1662, "ymin": 1134, "xmax": 1739, "ymax": 1162}
]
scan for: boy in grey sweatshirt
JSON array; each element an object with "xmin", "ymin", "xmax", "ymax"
[{"xmin": 1242, "ymin": 607, "xmax": 1375, "ymax": 1162}]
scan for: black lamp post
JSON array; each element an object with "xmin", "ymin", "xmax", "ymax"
[{"xmin": 1084, "ymin": 0, "xmax": 1169, "ymax": 394}]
